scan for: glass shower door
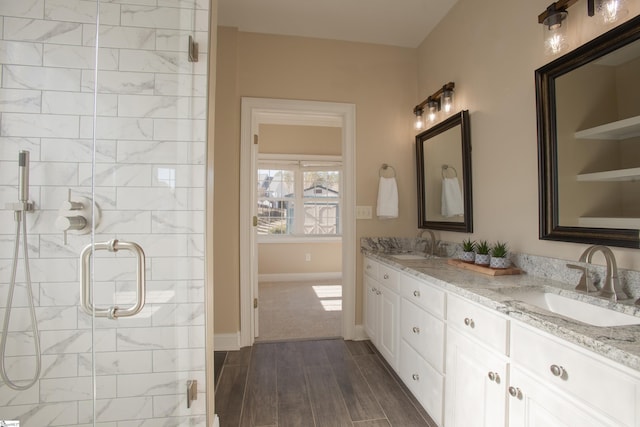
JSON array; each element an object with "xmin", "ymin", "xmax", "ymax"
[{"xmin": 0, "ymin": 0, "xmax": 209, "ymax": 425}]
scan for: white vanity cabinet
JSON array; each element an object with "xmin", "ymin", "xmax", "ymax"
[
  {"xmin": 445, "ymin": 293, "xmax": 509, "ymax": 427},
  {"xmin": 509, "ymin": 322, "xmax": 640, "ymax": 427},
  {"xmin": 363, "ymin": 258, "xmax": 400, "ymax": 369},
  {"xmin": 363, "ymin": 255, "xmax": 640, "ymax": 427},
  {"xmin": 399, "ymin": 274, "xmax": 446, "ymax": 426}
]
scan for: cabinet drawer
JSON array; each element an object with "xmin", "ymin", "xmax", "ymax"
[
  {"xmin": 378, "ymin": 264, "xmax": 399, "ymax": 292},
  {"xmin": 511, "ymin": 322, "xmax": 639, "ymax": 427},
  {"xmin": 400, "ymin": 340, "xmax": 444, "ymax": 426},
  {"xmin": 400, "ymin": 274, "xmax": 445, "ymax": 318},
  {"xmin": 401, "ymin": 298, "xmax": 445, "ymax": 372},
  {"xmin": 363, "ymin": 257, "xmax": 378, "ymax": 280},
  {"xmin": 447, "ymin": 293, "xmax": 508, "ymax": 355}
]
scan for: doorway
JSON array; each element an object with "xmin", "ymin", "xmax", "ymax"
[{"xmin": 239, "ymin": 98, "xmax": 356, "ymax": 347}]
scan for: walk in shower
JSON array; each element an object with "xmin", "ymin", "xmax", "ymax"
[{"xmin": 0, "ymin": 0, "xmax": 210, "ymax": 424}]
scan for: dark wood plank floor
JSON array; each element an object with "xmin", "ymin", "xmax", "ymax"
[{"xmin": 214, "ymin": 339, "xmax": 437, "ymax": 427}]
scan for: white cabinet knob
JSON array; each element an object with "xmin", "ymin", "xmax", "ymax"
[
  {"xmin": 384, "ymin": 273, "xmax": 389, "ymax": 280},
  {"xmin": 412, "ymin": 326, "xmax": 420, "ymax": 334},
  {"xmin": 464, "ymin": 317, "xmax": 475, "ymax": 328},
  {"xmin": 413, "ymin": 290, "xmax": 420, "ymax": 297},
  {"xmin": 412, "ymin": 374, "xmax": 420, "ymax": 381}
]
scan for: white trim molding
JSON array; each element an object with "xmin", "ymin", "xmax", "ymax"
[
  {"xmin": 352, "ymin": 324, "xmax": 369, "ymax": 341},
  {"xmin": 258, "ymin": 272, "xmax": 342, "ymax": 282},
  {"xmin": 240, "ymin": 97, "xmax": 357, "ymax": 348},
  {"xmin": 214, "ymin": 333, "xmax": 241, "ymax": 351}
]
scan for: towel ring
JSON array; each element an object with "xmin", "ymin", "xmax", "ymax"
[
  {"xmin": 379, "ymin": 163, "xmax": 396, "ymax": 178},
  {"xmin": 441, "ymin": 164, "xmax": 458, "ymax": 179}
]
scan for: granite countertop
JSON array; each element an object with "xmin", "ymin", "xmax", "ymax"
[{"xmin": 363, "ymin": 249, "xmax": 640, "ymax": 373}]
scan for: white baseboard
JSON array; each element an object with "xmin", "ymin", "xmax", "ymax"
[
  {"xmin": 258, "ymin": 272, "xmax": 342, "ymax": 282},
  {"xmin": 214, "ymin": 333, "xmax": 241, "ymax": 351},
  {"xmin": 351, "ymin": 324, "xmax": 369, "ymax": 341}
]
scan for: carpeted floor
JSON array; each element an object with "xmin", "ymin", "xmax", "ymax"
[{"xmin": 256, "ymin": 279, "xmax": 342, "ymax": 342}]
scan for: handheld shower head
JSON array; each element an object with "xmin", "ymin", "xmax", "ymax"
[{"xmin": 18, "ymin": 150, "xmax": 29, "ymax": 202}]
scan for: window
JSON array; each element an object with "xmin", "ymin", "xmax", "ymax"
[{"xmin": 257, "ymin": 158, "xmax": 341, "ymax": 237}]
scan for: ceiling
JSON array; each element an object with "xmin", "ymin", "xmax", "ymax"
[{"xmin": 216, "ymin": 0, "xmax": 459, "ymax": 48}]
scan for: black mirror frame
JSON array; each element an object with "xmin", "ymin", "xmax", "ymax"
[
  {"xmin": 536, "ymin": 15, "xmax": 640, "ymax": 249},
  {"xmin": 416, "ymin": 110, "xmax": 473, "ymax": 232}
]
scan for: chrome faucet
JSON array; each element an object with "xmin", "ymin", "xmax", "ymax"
[
  {"xmin": 566, "ymin": 250, "xmax": 597, "ymax": 293},
  {"xmin": 418, "ymin": 229, "xmax": 436, "ymax": 256},
  {"xmin": 578, "ymin": 245, "xmax": 628, "ymax": 302}
]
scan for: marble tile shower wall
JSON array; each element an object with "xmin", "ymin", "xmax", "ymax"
[{"xmin": 0, "ymin": 0, "xmax": 209, "ymax": 425}]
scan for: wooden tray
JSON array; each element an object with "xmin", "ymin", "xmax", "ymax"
[{"xmin": 447, "ymin": 258, "xmax": 522, "ymax": 276}]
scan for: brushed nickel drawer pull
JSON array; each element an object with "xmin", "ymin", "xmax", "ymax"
[
  {"xmin": 550, "ymin": 364, "xmax": 566, "ymax": 378},
  {"xmin": 508, "ymin": 386, "xmax": 522, "ymax": 399}
]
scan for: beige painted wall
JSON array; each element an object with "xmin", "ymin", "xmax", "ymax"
[
  {"xmin": 214, "ymin": 1, "xmax": 640, "ymax": 335},
  {"xmin": 258, "ymin": 242, "xmax": 342, "ymax": 274},
  {"xmin": 214, "ymin": 27, "xmax": 418, "ymax": 334},
  {"xmin": 260, "ymin": 124, "xmax": 342, "ymax": 155},
  {"xmin": 417, "ymin": 0, "xmax": 640, "ymax": 269}
]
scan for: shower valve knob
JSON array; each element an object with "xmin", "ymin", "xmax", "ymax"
[
  {"xmin": 55, "ymin": 216, "xmax": 87, "ymax": 231},
  {"xmin": 60, "ymin": 200, "xmax": 84, "ymax": 211}
]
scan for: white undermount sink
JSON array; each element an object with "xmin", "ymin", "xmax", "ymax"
[
  {"xmin": 503, "ymin": 288, "xmax": 640, "ymax": 327},
  {"xmin": 391, "ymin": 254, "xmax": 429, "ymax": 260}
]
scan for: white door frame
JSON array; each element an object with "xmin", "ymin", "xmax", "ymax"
[{"xmin": 239, "ymin": 97, "xmax": 356, "ymax": 347}]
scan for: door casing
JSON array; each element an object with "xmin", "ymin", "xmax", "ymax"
[{"xmin": 239, "ymin": 97, "xmax": 357, "ymax": 347}]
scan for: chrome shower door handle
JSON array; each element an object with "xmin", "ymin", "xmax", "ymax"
[{"xmin": 80, "ymin": 239, "xmax": 146, "ymax": 319}]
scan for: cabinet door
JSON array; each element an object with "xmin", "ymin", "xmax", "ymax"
[
  {"xmin": 377, "ymin": 285, "xmax": 400, "ymax": 369},
  {"xmin": 445, "ymin": 328, "xmax": 507, "ymax": 427},
  {"xmin": 363, "ymin": 275, "xmax": 379, "ymax": 345},
  {"xmin": 400, "ymin": 340, "xmax": 444, "ymax": 426},
  {"xmin": 508, "ymin": 366, "xmax": 610, "ymax": 427}
]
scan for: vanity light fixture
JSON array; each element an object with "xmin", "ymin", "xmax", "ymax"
[
  {"xmin": 597, "ymin": 0, "xmax": 628, "ymax": 25},
  {"xmin": 413, "ymin": 107, "xmax": 424, "ymax": 130},
  {"xmin": 413, "ymin": 82, "xmax": 455, "ymax": 131},
  {"xmin": 538, "ymin": 0, "xmax": 595, "ymax": 56}
]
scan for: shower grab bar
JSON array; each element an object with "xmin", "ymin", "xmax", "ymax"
[{"xmin": 80, "ymin": 239, "xmax": 146, "ymax": 319}]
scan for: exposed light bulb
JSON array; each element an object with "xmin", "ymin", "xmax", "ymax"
[
  {"xmin": 414, "ymin": 111, "xmax": 424, "ymax": 130},
  {"xmin": 597, "ymin": 0, "xmax": 628, "ymax": 24},
  {"xmin": 427, "ymin": 98, "xmax": 438, "ymax": 122},
  {"xmin": 442, "ymin": 90, "xmax": 454, "ymax": 114}
]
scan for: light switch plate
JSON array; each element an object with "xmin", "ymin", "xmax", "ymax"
[{"xmin": 356, "ymin": 205, "xmax": 372, "ymax": 219}]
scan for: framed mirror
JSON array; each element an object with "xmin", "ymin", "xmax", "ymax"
[
  {"xmin": 416, "ymin": 110, "xmax": 472, "ymax": 232},
  {"xmin": 536, "ymin": 15, "xmax": 640, "ymax": 248}
]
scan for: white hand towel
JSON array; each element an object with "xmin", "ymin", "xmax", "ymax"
[
  {"xmin": 377, "ymin": 177, "xmax": 398, "ymax": 219},
  {"xmin": 441, "ymin": 177, "xmax": 464, "ymax": 217}
]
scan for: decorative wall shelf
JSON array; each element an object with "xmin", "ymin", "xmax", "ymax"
[
  {"xmin": 576, "ymin": 167, "xmax": 640, "ymax": 182},
  {"xmin": 574, "ymin": 115, "xmax": 640, "ymax": 140}
]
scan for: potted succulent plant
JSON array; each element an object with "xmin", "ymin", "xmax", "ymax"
[
  {"xmin": 489, "ymin": 241, "xmax": 510, "ymax": 269},
  {"xmin": 474, "ymin": 240, "xmax": 491, "ymax": 265},
  {"xmin": 460, "ymin": 238, "xmax": 476, "ymax": 263}
]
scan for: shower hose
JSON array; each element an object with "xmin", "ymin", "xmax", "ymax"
[{"xmin": 0, "ymin": 209, "xmax": 41, "ymax": 390}]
